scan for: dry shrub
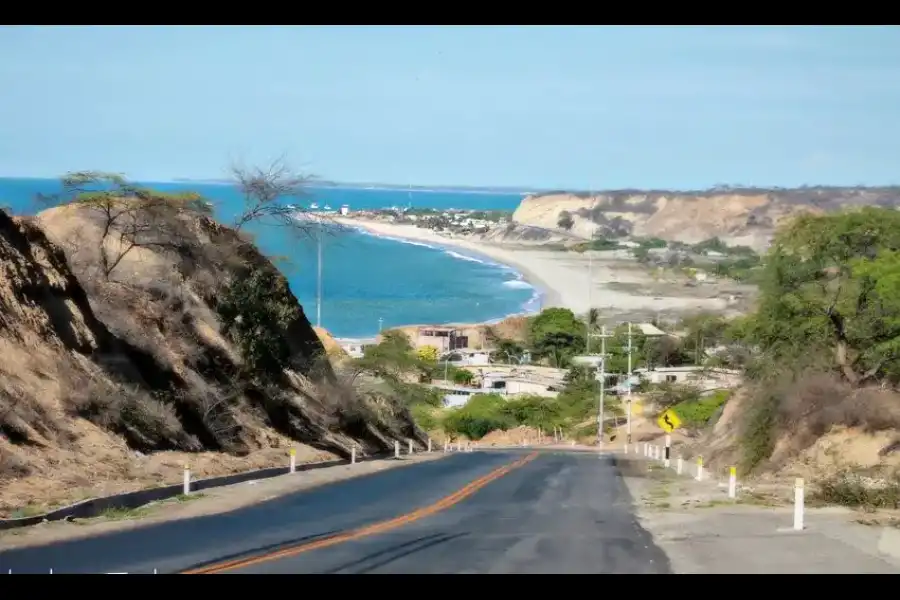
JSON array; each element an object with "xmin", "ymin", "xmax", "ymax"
[
  {"xmin": 813, "ymin": 470, "xmax": 900, "ymax": 510},
  {"xmin": 0, "ymin": 382, "xmax": 65, "ymax": 447},
  {"xmin": 0, "ymin": 451, "xmax": 31, "ymax": 478},
  {"xmin": 740, "ymin": 371, "xmax": 900, "ymax": 472},
  {"xmin": 65, "ymin": 376, "xmax": 190, "ymax": 451},
  {"xmin": 775, "ymin": 372, "xmax": 900, "ymax": 449}
]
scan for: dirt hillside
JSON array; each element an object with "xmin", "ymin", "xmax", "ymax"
[
  {"xmin": 512, "ymin": 187, "xmax": 900, "ymax": 251},
  {"xmin": 0, "ymin": 205, "xmax": 424, "ymax": 516}
]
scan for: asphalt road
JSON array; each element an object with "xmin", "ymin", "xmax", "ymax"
[{"xmin": 0, "ymin": 450, "xmax": 671, "ymax": 574}]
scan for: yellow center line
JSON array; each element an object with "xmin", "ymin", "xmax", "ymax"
[{"xmin": 182, "ymin": 451, "xmax": 538, "ymax": 574}]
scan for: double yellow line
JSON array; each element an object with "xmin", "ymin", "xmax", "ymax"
[{"xmin": 183, "ymin": 451, "xmax": 538, "ymax": 574}]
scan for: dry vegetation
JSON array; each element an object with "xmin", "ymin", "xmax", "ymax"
[{"xmin": 0, "ymin": 162, "xmax": 425, "ymax": 517}]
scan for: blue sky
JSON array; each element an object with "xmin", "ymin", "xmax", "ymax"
[{"xmin": 1, "ymin": 25, "xmax": 899, "ymax": 190}]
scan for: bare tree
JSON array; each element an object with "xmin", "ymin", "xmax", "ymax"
[
  {"xmin": 228, "ymin": 157, "xmax": 342, "ymax": 239},
  {"xmin": 41, "ymin": 171, "xmax": 211, "ymax": 280}
]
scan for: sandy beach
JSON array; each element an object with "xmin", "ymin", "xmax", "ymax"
[{"xmin": 334, "ymin": 217, "xmax": 744, "ymax": 321}]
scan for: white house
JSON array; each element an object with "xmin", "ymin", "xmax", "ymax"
[
  {"xmin": 337, "ymin": 337, "xmax": 376, "ymax": 359},
  {"xmin": 634, "ymin": 366, "xmax": 741, "ymax": 390}
]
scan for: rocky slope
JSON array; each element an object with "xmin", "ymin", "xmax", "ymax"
[
  {"xmin": 0, "ymin": 205, "xmax": 423, "ymax": 516},
  {"xmin": 511, "ymin": 186, "xmax": 900, "ymax": 251}
]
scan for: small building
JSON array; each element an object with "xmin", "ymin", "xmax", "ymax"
[
  {"xmin": 339, "ymin": 204, "xmax": 350, "ymax": 216},
  {"xmin": 337, "ymin": 337, "xmax": 377, "ymax": 359},
  {"xmin": 415, "ymin": 326, "xmax": 467, "ymax": 353},
  {"xmin": 430, "ymin": 383, "xmax": 480, "ymax": 408},
  {"xmin": 634, "ymin": 366, "xmax": 741, "ymax": 390},
  {"xmin": 450, "ymin": 348, "xmax": 491, "ymax": 366},
  {"xmin": 480, "ymin": 372, "xmax": 560, "ymax": 398}
]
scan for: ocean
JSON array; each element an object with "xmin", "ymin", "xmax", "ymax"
[{"xmin": 0, "ymin": 177, "xmax": 537, "ymax": 339}]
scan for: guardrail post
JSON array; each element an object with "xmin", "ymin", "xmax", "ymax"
[
  {"xmin": 696, "ymin": 456, "xmax": 704, "ymax": 482},
  {"xmin": 427, "ymin": 438, "xmax": 432, "ymax": 453},
  {"xmin": 408, "ymin": 439, "xmax": 414, "ymax": 454},
  {"xmin": 289, "ymin": 448, "xmax": 296, "ymax": 474},
  {"xmin": 676, "ymin": 456, "xmax": 683, "ymax": 475},
  {"xmin": 351, "ymin": 447, "xmax": 357, "ymax": 465},
  {"xmin": 394, "ymin": 440, "xmax": 400, "ymax": 459},
  {"xmin": 794, "ymin": 478, "xmax": 805, "ymax": 530},
  {"xmin": 728, "ymin": 466, "xmax": 737, "ymax": 499},
  {"xmin": 183, "ymin": 463, "xmax": 191, "ymax": 495}
]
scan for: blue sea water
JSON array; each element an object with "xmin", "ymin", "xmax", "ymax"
[{"xmin": 0, "ymin": 177, "xmax": 537, "ymax": 338}]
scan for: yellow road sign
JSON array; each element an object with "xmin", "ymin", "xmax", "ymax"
[{"xmin": 657, "ymin": 409, "xmax": 682, "ymax": 433}]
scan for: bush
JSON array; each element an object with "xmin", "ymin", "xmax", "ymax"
[
  {"xmin": 671, "ymin": 390, "xmax": 730, "ymax": 427},
  {"xmin": 813, "ymin": 472, "xmax": 900, "ymax": 510},
  {"xmin": 442, "ymin": 393, "xmax": 514, "ymax": 440},
  {"xmin": 452, "ymin": 369, "xmax": 474, "ymax": 385},
  {"xmin": 216, "ymin": 267, "xmax": 302, "ymax": 377}
]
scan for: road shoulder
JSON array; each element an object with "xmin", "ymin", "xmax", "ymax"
[
  {"xmin": 616, "ymin": 455, "xmax": 900, "ymax": 574},
  {"xmin": 0, "ymin": 453, "xmax": 448, "ymax": 552}
]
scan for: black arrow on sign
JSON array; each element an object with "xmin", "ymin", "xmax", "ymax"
[{"xmin": 664, "ymin": 414, "xmax": 674, "ymax": 429}]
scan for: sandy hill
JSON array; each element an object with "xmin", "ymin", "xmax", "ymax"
[
  {"xmin": 0, "ymin": 204, "xmax": 423, "ymax": 516},
  {"xmin": 511, "ymin": 186, "xmax": 900, "ymax": 251}
]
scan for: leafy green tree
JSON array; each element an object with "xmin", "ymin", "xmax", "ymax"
[
  {"xmin": 741, "ymin": 207, "xmax": 900, "ymax": 384},
  {"xmin": 528, "ymin": 308, "xmax": 585, "ymax": 367}
]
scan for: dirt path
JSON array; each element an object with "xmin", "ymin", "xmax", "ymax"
[{"xmin": 0, "ymin": 453, "xmax": 447, "ymax": 551}]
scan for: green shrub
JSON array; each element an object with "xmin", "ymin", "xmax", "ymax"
[{"xmin": 672, "ymin": 390, "xmax": 731, "ymax": 426}]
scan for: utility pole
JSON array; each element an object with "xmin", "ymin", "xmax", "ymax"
[
  {"xmin": 589, "ymin": 325, "xmax": 611, "ymax": 449},
  {"xmin": 316, "ymin": 222, "xmax": 323, "ymax": 329},
  {"xmin": 599, "ymin": 324, "xmax": 607, "ymax": 449},
  {"xmin": 626, "ymin": 322, "xmax": 633, "ymax": 445}
]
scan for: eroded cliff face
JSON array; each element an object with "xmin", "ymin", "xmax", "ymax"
[
  {"xmin": 0, "ymin": 205, "xmax": 421, "ymax": 515},
  {"xmin": 511, "ymin": 187, "xmax": 900, "ymax": 251}
]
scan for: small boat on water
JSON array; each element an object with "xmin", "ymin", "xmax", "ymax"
[
  {"xmin": 309, "ymin": 202, "xmax": 319, "ymax": 210},
  {"xmin": 323, "ymin": 204, "xmax": 332, "ymax": 211}
]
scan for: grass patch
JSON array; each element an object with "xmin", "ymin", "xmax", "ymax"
[
  {"xmin": 9, "ymin": 505, "xmax": 45, "ymax": 519},
  {"xmin": 98, "ymin": 506, "xmax": 152, "ymax": 521}
]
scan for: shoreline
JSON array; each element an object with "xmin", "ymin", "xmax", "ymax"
[
  {"xmin": 332, "ymin": 216, "xmax": 734, "ymax": 336},
  {"xmin": 333, "ymin": 216, "xmax": 561, "ymax": 307}
]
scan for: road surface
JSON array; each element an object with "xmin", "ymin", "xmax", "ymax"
[{"xmin": 0, "ymin": 450, "xmax": 671, "ymax": 574}]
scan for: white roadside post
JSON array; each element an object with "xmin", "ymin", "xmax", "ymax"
[
  {"xmin": 427, "ymin": 438, "xmax": 432, "ymax": 453},
  {"xmin": 408, "ymin": 439, "xmax": 414, "ymax": 455},
  {"xmin": 676, "ymin": 456, "xmax": 683, "ymax": 475},
  {"xmin": 183, "ymin": 463, "xmax": 190, "ymax": 495},
  {"xmin": 351, "ymin": 447, "xmax": 357, "ymax": 465},
  {"xmin": 794, "ymin": 478, "xmax": 805, "ymax": 531},
  {"xmin": 664, "ymin": 435, "xmax": 671, "ymax": 468},
  {"xmin": 443, "ymin": 441, "xmax": 448, "ymax": 453},
  {"xmin": 394, "ymin": 440, "xmax": 400, "ymax": 459},
  {"xmin": 728, "ymin": 466, "xmax": 737, "ymax": 499},
  {"xmin": 289, "ymin": 448, "xmax": 296, "ymax": 474},
  {"xmin": 696, "ymin": 456, "xmax": 704, "ymax": 482}
]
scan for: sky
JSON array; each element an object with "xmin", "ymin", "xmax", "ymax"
[{"xmin": 1, "ymin": 25, "xmax": 899, "ymax": 190}]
